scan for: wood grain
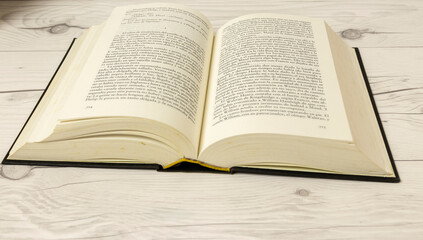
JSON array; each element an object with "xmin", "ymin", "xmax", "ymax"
[
  {"xmin": 0, "ymin": 161, "xmax": 422, "ymax": 239},
  {"xmin": 0, "ymin": 0, "xmax": 423, "ymax": 51},
  {"xmin": 2, "ymin": 48, "xmax": 423, "ymax": 100},
  {"xmin": 1, "ymin": 0, "xmax": 422, "ymax": 239},
  {"xmin": 0, "ymin": 51, "xmax": 65, "ymax": 92}
]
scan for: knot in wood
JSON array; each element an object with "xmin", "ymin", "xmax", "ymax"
[
  {"xmin": 49, "ymin": 24, "xmax": 69, "ymax": 34},
  {"xmin": 1, "ymin": 165, "xmax": 32, "ymax": 180},
  {"xmin": 7, "ymin": 93, "xmax": 17, "ymax": 102},
  {"xmin": 341, "ymin": 29, "xmax": 362, "ymax": 40},
  {"xmin": 295, "ymin": 188, "xmax": 310, "ymax": 197}
]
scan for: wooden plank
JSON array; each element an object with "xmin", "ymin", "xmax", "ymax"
[
  {"xmin": 1, "ymin": 48, "xmax": 422, "ymax": 93},
  {"xmin": 361, "ymin": 48, "xmax": 423, "ymax": 114},
  {"xmin": 380, "ymin": 114, "xmax": 423, "ymax": 161},
  {"xmin": 0, "ymin": 90, "xmax": 421, "ymax": 161},
  {"xmin": 0, "ymin": 51, "xmax": 65, "ymax": 92},
  {"xmin": 0, "ymin": 160, "xmax": 421, "ymax": 239},
  {"xmin": 0, "ymin": 0, "xmax": 422, "ymax": 51},
  {"xmin": 2, "ymin": 48, "xmax": 422, "ymax": 112},
  {"xmin": 0, "ymin": 91, "xmax": 41, "ymax": 157},
  {"xmin": 0, "ymin": 47, "xmax": 422, "ymax": 160}
]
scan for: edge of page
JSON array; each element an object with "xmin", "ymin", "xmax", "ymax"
[
  {"xmin": 353, "ymin": 47, "xmax": 400, "ymax": 182},
  {"xmin": 1, "ymin": 39, "xmax": 162, "ymax": 172},
  {"xmin": 229, "ymin": 48, "xmax": 400, "ymax": 183},
  {"xmin": 2, "ymin": 39, "xmax": 77, "ymax": 164}
]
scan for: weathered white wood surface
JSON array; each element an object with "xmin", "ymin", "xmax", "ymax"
[{"xmin": 0, "ymin": 0, "xmax": 422, "ymax": 239}]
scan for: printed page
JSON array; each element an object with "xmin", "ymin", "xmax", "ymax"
[
  {"xmin": 200, "ymin": 14, "xmax": 352, "ymax": 152},
  {"xmin": 59, "ymin": 3, "xmax": 214, "ymax": 151}
]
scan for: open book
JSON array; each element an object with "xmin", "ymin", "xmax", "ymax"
[{"xmin": 3, "ymin": 3, "xmax": 399, "ymax": 182}]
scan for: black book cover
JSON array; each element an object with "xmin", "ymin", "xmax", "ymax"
[{"xmin": 2, "ymin": 40, "xmax": 400, "ymax": 182}]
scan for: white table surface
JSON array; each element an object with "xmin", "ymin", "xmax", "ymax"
[{"xmin": 1, "ymin": 0, "xmax": 423, "ymax": 239}]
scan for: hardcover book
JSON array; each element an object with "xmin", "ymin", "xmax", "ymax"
[{"xmin": 2, "ymin": 3, "xmax": 400, "ymax": 182}]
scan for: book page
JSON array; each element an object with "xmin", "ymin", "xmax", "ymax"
[
  {"xmin": 59, "ymin": 3, "xmax": 214, "ymax": 152},
  {"xmin": 200, "ymin": 14, "xmax": 352, "ymax": 152}
]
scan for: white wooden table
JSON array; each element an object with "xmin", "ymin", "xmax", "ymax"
[{"xmin": 1, "ymin": 0, "xmax": 422, "ymax": 239}]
